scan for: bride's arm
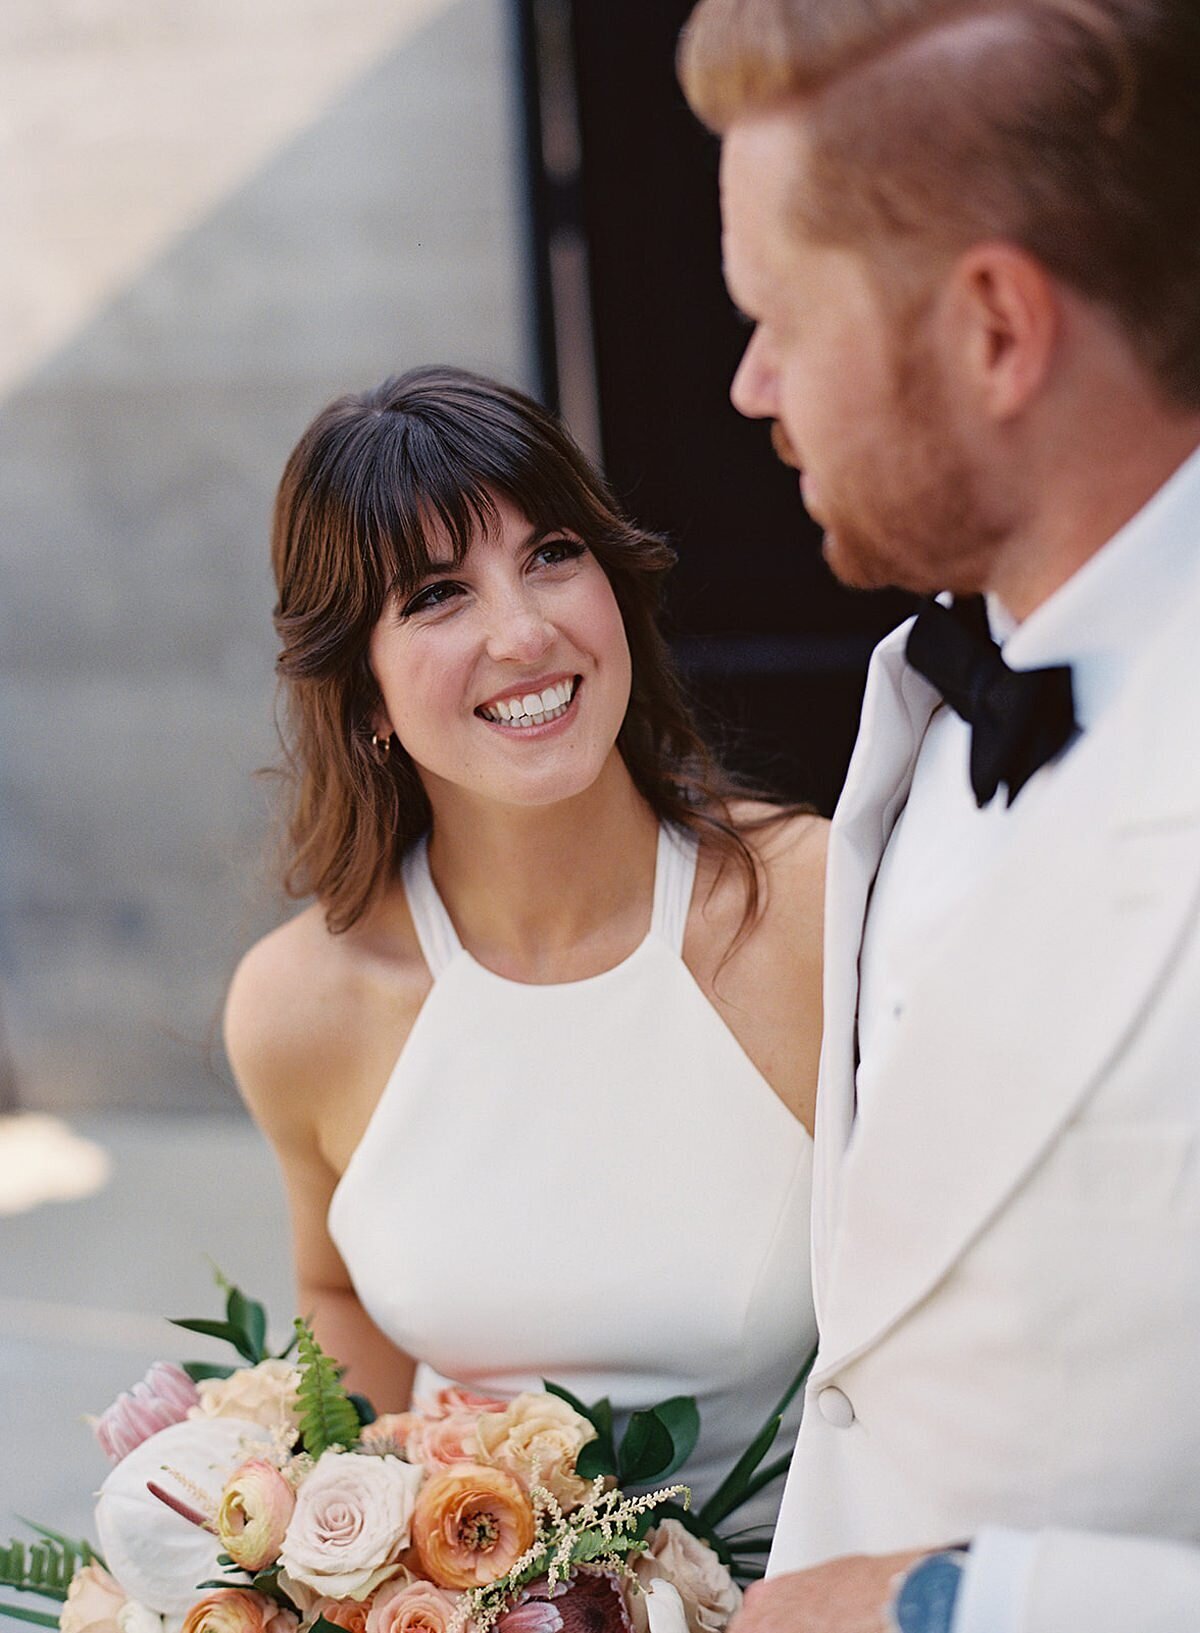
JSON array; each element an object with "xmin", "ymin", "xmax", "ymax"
[{"xmin": 224, "ymin": 918, "xmax": 418, "ymax": 1413}]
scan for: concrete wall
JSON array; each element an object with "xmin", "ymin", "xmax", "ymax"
[{"xmin": 0, "ymin": 0, "xmax": 530, "ymax": 1111}]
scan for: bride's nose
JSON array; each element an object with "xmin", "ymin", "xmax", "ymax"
[{"xmin": 482, "ymin": 587, "xmax": 555, "ymax": 664}]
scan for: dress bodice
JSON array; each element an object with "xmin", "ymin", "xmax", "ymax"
[{"xmin": 328, "ymin": 823, "xmax": 816, "ymax": 1534}]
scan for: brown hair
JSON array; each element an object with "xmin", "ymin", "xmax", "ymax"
[
  {"xmin": 271, "ymin": 366, "xmax": 779, "ymax": 934},
  {"xmin": 680, "ymin": 0, "xmax": 1200, "ymax": 406}
]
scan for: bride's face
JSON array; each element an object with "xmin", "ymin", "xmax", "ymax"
[{"xmin": 368, "ymin": 494, "xmax": 632, "ymax": 811}]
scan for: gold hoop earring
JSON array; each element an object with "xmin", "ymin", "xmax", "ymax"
[{"xmin": 371, "ymin": 731, "xmax": 393, "ymax": 756}]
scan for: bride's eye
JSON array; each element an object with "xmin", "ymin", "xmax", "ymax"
[
  {"xmin": 400, "ymin": 579, "xmax": 463, "ymax": 617},
  {"xmin": 531, "ymin": 538, "xmax": 586, "ymax": 569}
]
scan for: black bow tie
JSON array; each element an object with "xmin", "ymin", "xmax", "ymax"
[{"xmin": 905, "ymin": 596, "xmax": 1079, "ymax": 807}]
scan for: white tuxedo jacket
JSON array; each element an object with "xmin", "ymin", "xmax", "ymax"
[{"xmin": 770, "ymin": 559, "xmax": 1200, "ymax": 1629}]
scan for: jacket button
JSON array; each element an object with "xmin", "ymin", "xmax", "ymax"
[{"xmin": 817, "ymin": 1385, "xmax": 855, "ymax": 1428}]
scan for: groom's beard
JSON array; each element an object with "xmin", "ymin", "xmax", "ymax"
[{"xmin": 777, "ymin": 335, "xmax": 1016, "ymax": 596}]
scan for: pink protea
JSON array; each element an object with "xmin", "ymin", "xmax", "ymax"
[
  {"xmin": 93, "ymin": 1363, "xmax": 200, "ymax": 1462},
  {"xmin": 542, "ymin": 1574, "xmax": 631, "ymax": 1633},
  {"xmin": 497, "ymin": 1604, "xmax": 564, "ymax": 1633}
]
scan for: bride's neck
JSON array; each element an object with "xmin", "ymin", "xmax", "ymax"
[{"xmin": 422, "ymin": 754, "xmax": 660, "ymax": 980}]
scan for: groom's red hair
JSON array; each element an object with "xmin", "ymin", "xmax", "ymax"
[{"xmin": 679, "ymin": 0, "xmax": 1200, "ymax": 407}]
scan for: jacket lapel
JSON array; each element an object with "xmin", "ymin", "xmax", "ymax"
[
  {"xmin": 811, "ymin": 618, "xmax": 939, "ymax": 1322},
  {"xmin": 814, "ymin": 583, "xmax": 1200, "ymax": 1379}
]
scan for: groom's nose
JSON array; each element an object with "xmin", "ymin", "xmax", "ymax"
[{"xmin": 731, "ymin": 326, "xmax": 780, "ymax": 420}]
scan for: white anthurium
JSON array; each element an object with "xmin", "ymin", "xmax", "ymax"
[
  {"xmin": 644, "ymin": 1581, "xmax": 691, "ymax": 1633},
  {"xmin": 95, "ymin": 1416, "xmax": 272, "ymax": 1615}
]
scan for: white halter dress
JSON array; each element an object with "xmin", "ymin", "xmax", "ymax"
[{"xmin": 329, "ymin": 822, "xmax": 816, "ymax": 1533}]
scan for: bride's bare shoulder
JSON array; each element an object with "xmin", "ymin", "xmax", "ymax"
[
  {"xmin": 693, "ymin": 800, "xmax": 828, "ymax": 945},
  {"xmin": 224, "ymin": 895, "xmax": 428, "ymax": 1136}
]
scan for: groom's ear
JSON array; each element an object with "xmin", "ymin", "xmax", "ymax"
[{"xmin": 946, "ymin": 241, "xmax": 1060, "ymax": 422}]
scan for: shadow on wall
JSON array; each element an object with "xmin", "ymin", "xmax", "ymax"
[{"xmin": 0, "ymin": 0, "xmax": 529, "ymax": 1114}]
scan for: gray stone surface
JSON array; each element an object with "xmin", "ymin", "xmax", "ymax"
[{"xmin": 0, "ymin": 0, "xmax": 530, "ymax": 1112}]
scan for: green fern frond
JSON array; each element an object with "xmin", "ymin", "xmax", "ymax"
[
  {"xmin": 0, "ymin": 1528, "xmax": 95, "ymax": 1605},
  {"xmin": 293, "ymin": 1319, "xmax": 361, "ymax": 1456}
]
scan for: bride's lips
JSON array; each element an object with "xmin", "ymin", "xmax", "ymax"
[{"xmin": 474, "ymin": 675, "xmax": 583, "ymax": 738}]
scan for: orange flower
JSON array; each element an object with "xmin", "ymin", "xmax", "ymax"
[
  {"xmin": 180, "ymin": 1589, "xmax": 296, "ymax": 1633},
  {"xmin": 411, "ymin": 1465, "xmax": 535, "ymax": 1590}
]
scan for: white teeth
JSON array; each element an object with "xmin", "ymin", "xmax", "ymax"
[{"xmin": 479, "ymin": 678, "xmax": 578, "ymax": 727}]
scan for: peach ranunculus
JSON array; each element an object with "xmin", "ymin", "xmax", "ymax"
[
  {"xmin": 307, "ymin": 1596, "xmax": 382, "ymax": 1633},
  {"xmin": 411, "ymin": 1465, "xmax": 535, "ymax": 1591},
  {"xmin": 419, "ymin": 1388, "xmax": 507, "ymax": 1420},
  {"xmin": 180, "ymin": 1591, "xmax": 297, "ymax": 1633},
  {"xmin": 279, "ymin": 1451, "xmax": 423, "ymax": 1601},
  {"xmin": 217, "ymin": 1460, "xmax": 296, "ymax": 1572},
  {"xmin": 632, "ymin": 1523, "xmax": 740, "ymax": 1633},
  {"xmin": 358, "ymin": 1414, "xmax": 422, "ymax": 1460},
  {"xmin": 406, "ymin": 1412, "xmax": 481, "ymax": 1474},
  {"xmin": 474, "ymin": 1395, "xmax": 595, "ymax": 1510},
  {"xmin": 190, "ymin": 1361, "xmax": 302, "ymax": 1437},
  {"xmin": 60, "ymin": 1562, "xmax": 128, "ymax": 1633},
  {"xmin": 365, "ymin": 1579, "xmax": 459, "ymax": 1633}
]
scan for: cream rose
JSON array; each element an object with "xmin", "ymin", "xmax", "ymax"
[
  {"xmin": 61, "ymin": 1563, "xmax": 128, "ymax": 1633},
  {"xmin": 474, "ymin": 1394, "xmax": 595, "ymax": 1509},
  {"xmin": 190, "ymin": 1362, "xmax": 301, "ymax": 1436},
  {"xmin": 279, "ymin": 1451, "xmax": 423, "ymax": 1601},
  {"xmin": 633, "ymin": 1523, "xmax": 740, "ymax": 1633}
]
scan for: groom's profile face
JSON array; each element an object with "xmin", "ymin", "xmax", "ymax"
[{"xmin": 720, "ymin": 105, "xmax": 1004, "ymax": 596}]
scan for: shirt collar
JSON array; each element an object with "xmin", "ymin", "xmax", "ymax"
[{"xmin": 987, "ymin": 440, "xmax": 1200, "ymax": 732}]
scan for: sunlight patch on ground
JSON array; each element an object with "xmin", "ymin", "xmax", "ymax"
[{"xmin": 0, "ymin": 1113, "xmax": 112, "ymax": 1215}]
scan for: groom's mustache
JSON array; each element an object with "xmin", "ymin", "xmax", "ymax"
[{"xmin": 771, "ymin": 420, "xmax": 802, "ymax": 469}]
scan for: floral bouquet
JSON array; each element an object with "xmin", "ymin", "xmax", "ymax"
[{"xmin": 1, "ymin": 1278, "xmax": 813, "ymax": 1633}]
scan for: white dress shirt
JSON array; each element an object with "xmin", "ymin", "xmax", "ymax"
[{"xmin": 852, "ymin": 442, "xmax": 1200, "ymax": 1632}]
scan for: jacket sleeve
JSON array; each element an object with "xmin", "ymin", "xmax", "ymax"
[{"xmin": 955, "ymin": 1526, "xmax": 1200, "ymax": 1633}]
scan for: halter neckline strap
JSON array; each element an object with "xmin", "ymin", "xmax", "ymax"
[{"xmin": 400, "ymin": 822, "xmax": 699, "ymax": 981}]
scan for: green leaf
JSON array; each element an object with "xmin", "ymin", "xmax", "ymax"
[
  {"xmin": 13, "ymin": 1525, "xmax": 97, "ymax": 1569},
  {"xmin": 714, "ymin": 1452, "xmax": 791, "ymax": 1522},
  {"xmin": 766, "ymin": 1343, "xmax": 818, "ymax": 1426},
  {"xmin": 294, "ymin": 1319, "xmax": 360, "ymax": 1456},
  {"xmin": 169, "ymin": 1317, "xmax": 261, "ymax": 1364},
  {"xmin": 541, "ymin": 1380, "xmax": 593, "ymax": 1419},
  {"xmin": 543, "ymin": 1380, "xmax": 617, "ymax": 1473},
  {"xmin": 618, "ymin": 1409, "xmax": 675, "ymax": 1485},
  {"xmin": 181, "ymin": 1361, "xmax": 236, "ymax": 1383},
  {"xmin": 0, "ymin": 1602, "xmax": 61, "ymax": 1627},
  {"xmin": 0, "ymin": 1531, "xmax": 79, "ymax": 1604},
  {"xmin": 575, "ymin": 1438, "xmax": 617, "ymax": 1480},
  {"xmin": 227, "ymin": 1290, "xmax": 268, "ymax": 1364},
  {"xmin": 698, "ymin": 1414, "xmax": 781, "ymax": 1529},
  {"xmin": 311, "ymin": 1617, "xmax": 350, "ymax": 1633},
  {"xmin": 644, "ymin": 1396, "xmax": 700, "ymax": 1481},
  {"xmin": 348, "ymin": 1393, "xmax": 377, "ymax": 1428},
  {"xmin": 569, "ymin": 1529, "xmax": 641, "ymax": 1565},
  {"xmin": 590, "ymin": 1396, "xmax": 616, "ymax": 1467}
]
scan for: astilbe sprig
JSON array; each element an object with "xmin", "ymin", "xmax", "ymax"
[{"xmin": 449, "ymin": 1478, "xmax": 689, "ymax": 1633}]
